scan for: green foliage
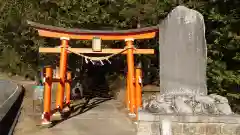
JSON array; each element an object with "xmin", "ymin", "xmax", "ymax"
[
  {"xmin": 193, "ymin": 0, "xmax": 240, "ymax": 112},
  {"xmin": 0, "ymin": 0, "xmax": 239, "ymax": 111}
]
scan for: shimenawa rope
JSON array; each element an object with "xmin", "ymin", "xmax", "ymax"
[{"xmin": 66, "ymin": 46, "xmax": 136, "ymax": 65}]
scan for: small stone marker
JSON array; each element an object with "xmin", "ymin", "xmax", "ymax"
[
  {"xmin": 33, "ymin": 85, "xmax": 44, "ymax": 100},
  {"xmin": 32, "ymin": 85, "xmax": 44, "ymax": 112}
]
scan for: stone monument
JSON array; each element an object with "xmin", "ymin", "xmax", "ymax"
[{"xmin": 137, "ymin": 6, "xmax": 240, "ymax": 135}]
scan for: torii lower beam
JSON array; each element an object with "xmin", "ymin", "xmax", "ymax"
[{"xmin": 39, "ymin": 47, "xmax": 154, "ymax": 54}]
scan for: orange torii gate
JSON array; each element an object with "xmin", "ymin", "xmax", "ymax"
[{"xmin": 27, "ymin": 21, "xmax": 158, "ymax": 126}]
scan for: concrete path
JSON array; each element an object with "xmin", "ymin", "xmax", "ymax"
[{"xmin": 34, "ymin": 98, "xmax": 136, "ymax": 135}]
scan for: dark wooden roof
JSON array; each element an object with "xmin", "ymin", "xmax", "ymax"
[{"xmin": 27, "ymin": 20, "xmax": 159, "ymax": 35}]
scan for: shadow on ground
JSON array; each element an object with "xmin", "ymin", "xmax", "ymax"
[
  {"xmin": 50, "ymin": 96, "xmax": 112, "ymax": 127},
  {"xmin": 50, "ymin": 64, "xmax": 114, "ymax": 127}
]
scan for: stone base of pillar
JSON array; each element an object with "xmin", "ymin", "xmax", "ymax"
[
  {"xmin": 62, "ymin": 105, "xmax": 71, "ymax": 113},
  {"xmin": 40, "ymin": 112, "xmax": 52, "ymax": 128},
  {"xmin": 51, "ymin": 111, "xmax": 63, "ymax": 121}
]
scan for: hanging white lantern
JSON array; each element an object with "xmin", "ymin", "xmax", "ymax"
[{"xmin": 92, "ymin": 37, "xmax": 102, "ymax": 52}]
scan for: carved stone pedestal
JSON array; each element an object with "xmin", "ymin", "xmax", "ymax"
[{"xmin": 137, "ymin": 111, "xmax": 240, "ymax": 135}]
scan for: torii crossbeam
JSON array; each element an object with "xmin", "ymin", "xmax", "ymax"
[{"xmin": 27, "ymin": 20, "xmax": 159, "ymax": 126}]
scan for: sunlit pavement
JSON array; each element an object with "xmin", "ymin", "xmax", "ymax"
[{"xmin": 34, "ymin": 98, "xmax": 136, "ymax": 135}]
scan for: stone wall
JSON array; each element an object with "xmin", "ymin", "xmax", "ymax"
[
  {"xmin": 138, "ymin": 121, "xmax": 240, "ymax": 135},
  {"xmin": 137, "ymin": 111, "xmax": 240, "ymax": 135}
]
